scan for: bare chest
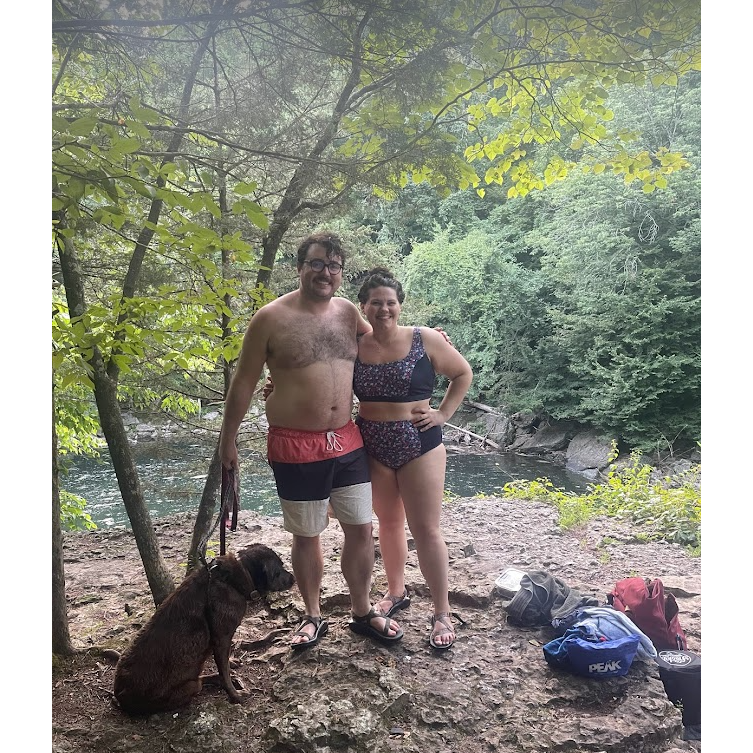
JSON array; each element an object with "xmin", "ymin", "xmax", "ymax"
[{"xmin": 268, "ymin": 309, "xmax": 357, "ymax": 369}]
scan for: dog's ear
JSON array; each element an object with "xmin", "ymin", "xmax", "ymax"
[
  {"xmin": 236, "ymin": 546, "xmax": 266, "ymax": 590},
  {"xmin": 238, "ymin": 545, "xmax": 273, "ymax": 591},
  {"xmin": 207, "ymin": 557, "xmax": 233, "ymax": 583}
]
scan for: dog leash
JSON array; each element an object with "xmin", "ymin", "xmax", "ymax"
[
  {"xmin": 197, "ymin": 466, "xmax": 240, "ymax": 564},
  {"xmin": 219, "ymin": 466, "xmax": 240, "ymax": 555}
]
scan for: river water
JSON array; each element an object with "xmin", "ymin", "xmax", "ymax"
[{"xmin": 61, "ymin": 436, "xmax": 592, "ymax": 529}]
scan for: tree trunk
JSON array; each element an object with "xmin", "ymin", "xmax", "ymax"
[
  {"xmin": 185, "ymin": 42, "xmax": 235, "ymax": 574},
  {"xmin": 56, "ymin": 219, "xmax": 175, "ymax": 606},
  {"xmin": 52, "ymin": 382, "xmax": 75, "ymax": 656},
  {"xmin": 187, "ymin": 443, "xmax": 223, "ymax": 572},
  {"xmin": 92, "ymin": 357, "xmax": 176, "ymax": 603}
]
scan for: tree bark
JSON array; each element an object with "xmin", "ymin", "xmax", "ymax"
[
  {"xmin": 186, "ymin": 35, "xmax": 236, "ymax": 575},
  {"xmin": 52, "ymin": 382, "xmax": 75, "ymax": 656}
]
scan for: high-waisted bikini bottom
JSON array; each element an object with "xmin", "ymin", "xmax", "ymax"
[{"xmin": 355, "ymin": 416, "xmax": 442, "ymax": 470}]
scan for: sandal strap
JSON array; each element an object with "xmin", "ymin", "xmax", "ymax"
[
  {"xmin": 382, "ymin": 588, "xmax": 408, "ymax": 606},
  {"xmin": 431, "ymin": 612, "xmax": 455, "ymax": 637},
  {"xmin": 352, "ymin": 607, "xmax": 397, "ymax": 636},
  {"xmin": 296, "ymin": 614, "xmax": 323, "ymax": 630},
  {"xmin": 351, "ymin": 606, "xmax": 378, "ymax": 623}
]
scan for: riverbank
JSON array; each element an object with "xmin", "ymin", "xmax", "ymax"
[{"xmin": 54, "ymin": 494, "xmax": 701, "ymax": 753}]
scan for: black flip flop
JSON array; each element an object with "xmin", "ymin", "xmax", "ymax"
[
  {"xmin": 349, "ymin": 607, "xmax": 403, "ymax": 644},
  {"xmin": 290, "ymin": 615, "xmax": 329, "ymax": 650}
]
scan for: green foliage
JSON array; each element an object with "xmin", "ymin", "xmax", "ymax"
[
  {"xmin": 501, "ymin": 450, "xmax": 701, "ymax": 552},
  {"xmin": 378, "ymin": 75, "xmax": 700, "ymax": 451},
  {"xmin": 443, "ymin": 488, "xmax": 460, "ymax": 504},
  {"xmin": 53, "ymin": 381, "xmax": 103, "ymax": 457},
  {"xmin": 340, "ymin": 0, "xmax": 701, "ymax": 198},
  {"xmin": 402, "ymin": 226, "xmax": 549, "ymax": 404},
  {"xmin": 52, "ymin": 40, "xmax": 274, "ymax": 433},
  {"xmin": 52, "ymin": 2, "xmax": 701, "ymax": 475},
  {"xmin": 60, "ymin": 490, "xmax": 98, "ymax": 532}
]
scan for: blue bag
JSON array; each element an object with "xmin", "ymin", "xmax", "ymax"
[{"xmin": 543, "ymin": 632, "xmax": 640, "ymax": 678}]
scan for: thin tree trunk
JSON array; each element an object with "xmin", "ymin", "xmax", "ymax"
[
  {"xmin": 187, "ymin": 443, "xmax": 223, "ymax": 571},
  {"xmin": 52, "ymin": 381, "xmax": 75, "ymax": 656},
  {"xmin": 56, "ymin": 217, "xmax": 175, "ymax": 605},
  {"xmin": 187, "ymin": 39, "xmax": 235, "ymax": 572}
]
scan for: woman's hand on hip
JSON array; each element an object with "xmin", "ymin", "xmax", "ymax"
[{"xmin": 410, "ymin": 406, "xmax": 444, "ymax": 431}]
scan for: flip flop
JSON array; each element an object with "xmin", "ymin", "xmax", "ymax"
[
  {"xmin": 290, "ymin": 615, "xmax": 329, "ymax": 650},
  {"xmin": 349, "ymin": 607, "xmax": 403, "ymax": 644},
  {"xmin": 429, "ymin": 612, "xmax": 455, "ymax": 650},
  {"xmin": 377, "ymin": 588, "xmax": 411, "ymax": 619}
]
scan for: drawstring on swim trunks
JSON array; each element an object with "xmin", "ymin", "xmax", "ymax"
[{"xmin": 326, "ymin": 431, "xmax": 343, "ymax": 452}]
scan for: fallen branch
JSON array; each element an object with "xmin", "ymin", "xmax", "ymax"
[
  {"xmin": 465, "ymin": 400, "xmax": 507, "ymax": 416},
  {"xmin": 237, "ymin": 627, "xmax": 289, "ymax": 652},
  {"xmin": 445, "ymin": 422, "xmax": 502, "ymax": 450}
]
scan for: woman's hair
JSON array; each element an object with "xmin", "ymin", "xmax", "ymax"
[
  {"xmin": 296, "ymin": 231, "xmax": 346, "ymax": 266},
  {"xmin": 357, "ymin": 267, "xmax": 405, "ymax": 304}
]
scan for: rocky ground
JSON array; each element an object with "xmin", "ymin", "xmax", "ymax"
[{"xmin": 53, "ymin": 492, "xmax": 701, "ymax": 753}]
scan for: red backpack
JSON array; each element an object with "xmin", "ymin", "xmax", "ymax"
[{"xmin": 608, "ymin": 577, "xmax": 687, "ymax": 650}]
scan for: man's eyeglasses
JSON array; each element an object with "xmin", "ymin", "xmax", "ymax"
[{"xmin": 303, "ymin": 259, "xmax": 343, "ymax": 274}]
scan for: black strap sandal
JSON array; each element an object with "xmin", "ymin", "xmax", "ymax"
[
  {"xmin": 290, "ymin": 615, "xmax": 329, "ymax": 650},
  {"xmin": 378, "ymin": 588, "xmax": 411, "ymax": 618},
  {"xmin": 349, "ymin": 607, "xmax": 404, "ymax": 644}
]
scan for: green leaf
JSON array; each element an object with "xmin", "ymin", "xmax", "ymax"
[
  {"xmin": 233, "ymin": 181, "xmax": 258, "ymax": 195},
  {"xmin": 67, "ymin": 117, "xmax": 98, "ymax": 136},
  {"xmin": 110, "ymin": 137, "xmax": 142, "ymax": 155}
]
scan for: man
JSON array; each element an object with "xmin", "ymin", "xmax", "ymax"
[{"xmin": 219, "ymin": 231, "xmax": 403, "ymax": 648}]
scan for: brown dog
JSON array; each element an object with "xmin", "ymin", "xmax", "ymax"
[{"xmin": 113, "ymin": 543, "xmax": 294, "ymax": 715}]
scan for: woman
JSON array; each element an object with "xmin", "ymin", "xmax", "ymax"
[{"xmin": 354, "ymin": 268, "xmax": 473, "ymax": 649}]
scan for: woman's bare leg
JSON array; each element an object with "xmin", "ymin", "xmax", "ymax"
[
  {"xmin": 398, "ymin": 444, "xmax": 455, "ymax": 645},
  {"xmin": 369, "ymin": 458, "xmax": 408, "ymax": 614}
]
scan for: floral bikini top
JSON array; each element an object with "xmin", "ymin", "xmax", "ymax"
[{"xmin": 353, "ymin": 327, "xmax": 435, "ymax": 403}]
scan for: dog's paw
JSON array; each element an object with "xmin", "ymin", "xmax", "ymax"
[{"xmin": 228, "ymin": 686, "xmax": 249, "ymax": 704}]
